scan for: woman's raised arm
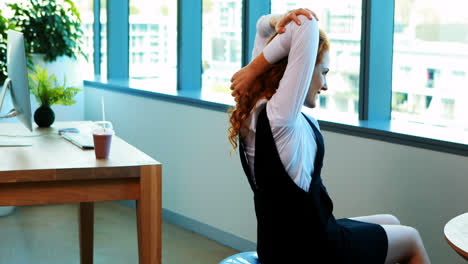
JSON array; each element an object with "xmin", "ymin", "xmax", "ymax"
[
  {"xmin": 232, "ymin": 9, "xmax": 316, "ymax": 98},
  {"xmin": 265, "ymin": 14, "xmax": 319, "ymax": 127}
]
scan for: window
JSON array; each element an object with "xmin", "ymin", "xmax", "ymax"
[
  {"xmin": 271, "ymin": 0, "xmax": 362, "ymax": 121},
  {"xmin": 77, "ymin": 1, "xmax": 468, "ymax": 155},
  {"xmin": 75, "ymin": 0, "xmax": 94, "ymax": 80},
  {"xmin": 230, "ymin": 39, "xmax": 241, "ymax": 63},
  {"xmin": 212, "ymin": 38, "xmax": 226, "ymax": 61},
  {"xmin": 392, "ymin": 0, "xmax": 468, "ymax": 129},
  {"xmin": 129, "ymin": 0, "xmax": 177, "ymax": 87},
  {"xmin": 100, "ymin": 0, "xmax": 107, "ymax": 78},
  {"xmin": 426, "ymin": 68, "xmax": 439, "ymax": 88},
  {"xmin": 202, "ymin": 0, "xmax": 242, "ymax": 94}
]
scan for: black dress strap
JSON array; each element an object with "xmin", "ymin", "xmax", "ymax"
[
  {"xmin": 301, "ymin": 113, "xmax": 325, "ymax": 186},
  {"xmin": 301, "ymin": 112, "xmax": 325, "ymax": 164}
]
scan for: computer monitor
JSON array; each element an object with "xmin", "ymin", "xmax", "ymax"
[{"xmin": 0, "ymin": 30, "xmax": 32, "ymax": 132}]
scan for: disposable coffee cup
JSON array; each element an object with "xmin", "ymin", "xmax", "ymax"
[{"xmin": 92, "ymin": 121, "xmax": 114, "ymax": 159}]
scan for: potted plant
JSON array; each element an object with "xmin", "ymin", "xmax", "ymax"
[
  {"xmin": 28, "ymin": 65, "xmax": 81, "ymax": 127},
  {"xmin": 4, "ymin": 0, "xmax": 86, "ymax": 121},
  {"xmin": 0, "ymin": 10, "xmax": 11, "ymax": 86},
  {"xmin": 6, "ymin": 0, "xmax": 85, "ymax": 64}
]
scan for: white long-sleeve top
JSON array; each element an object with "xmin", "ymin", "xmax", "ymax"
[{"xmin": 241, "ymin": 14, "xmax": 321, "ymax": 192}]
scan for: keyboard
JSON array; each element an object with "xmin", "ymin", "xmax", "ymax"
[{"xmin": 62, "ymin": 133, "xmax": 94, "ymax": 149}]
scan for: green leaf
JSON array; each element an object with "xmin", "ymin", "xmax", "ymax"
[
  {"xmin": 28, "ymin": 64, "xmax": 81, "ymax": 107},
  {"xmin": 5, "ymin": 0, "xmax": 85, "ymax": 62}
]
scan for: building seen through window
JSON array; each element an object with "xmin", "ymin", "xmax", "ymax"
[
  {"xmin": 271, "ymin": 0, "xmax": 362, "ymax": 121},
  {"xmin": 128, "ymin": 0, "xmax": 177, "ymax": 91},
  {"xmin": 78, "ymin": 0, "xmax": 106, "ymax": 78},
  {"xmin": 75, "ymin": 0, "xmax": 94, "ymax": 80},
  {"xmin": 202, "ymin": 0, "xmax": 242, "ymax": 94},
  {"xmin": 392, "ymin": 0, "xmax": 468, "ymax": 129},
  {"xmin": 99, "ymin": 0, "xmax": 107, "ymax": 78}
]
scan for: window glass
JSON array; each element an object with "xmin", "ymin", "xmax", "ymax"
[
  {"xmin": 202, "ymin": 0, "xmax": 242, "ymax": 94},
  {"xmin": 129, "ymin": 0, "xmax": 177, "ymax": 91},
  {"xmin": 392, "ymin": 0, "xmax": 468, "ymax": 129},
  {"xmin": 271, "ymin": 1, "xmax": 362, "ymax": 121},
  {"xmin": 75, "ymin": 0, "xmax": 94, "ymax": 80},
  {"xmin": 271, "ymin": 0, "xmax": 362, "ymax": 120},
  {"xmin": 100, "ymin": 0, "xmax": 107, "ymax": 78}
]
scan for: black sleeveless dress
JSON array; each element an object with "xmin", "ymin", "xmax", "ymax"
[{"xmin": 239, "ymin": 107, "xmax": 388, "ymax": 263}]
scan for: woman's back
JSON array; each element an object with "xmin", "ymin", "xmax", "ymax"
[{"xmin": 241, "ymin": 106, "xmax": 336, "ymax": 263}]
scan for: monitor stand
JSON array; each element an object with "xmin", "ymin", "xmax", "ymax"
[
  {"xmin": 0, "ymin": 78, "xmax": 19, "ymax": 119},
  {"xmin": 0, "ymin": 78, "xmax": 12, "ymax": 117},
  {"xmin": 0, "ymin": 78, "xmax": 32, "ymax": 146}
]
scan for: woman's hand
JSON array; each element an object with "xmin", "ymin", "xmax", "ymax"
[
  {"xmin": 231, "ymin": 53, "xmax": 270, "ymax": 98},
  {"xmin": 231, "ymin": 9, "xmax": 318, "ymax": 98},
  {"xmin": 271, "ymin": 8, "xmax": 319, "ymax": 34},
  {"xmin": 230, "ymin": 66, "xmax": 256, "ymax": 99}
]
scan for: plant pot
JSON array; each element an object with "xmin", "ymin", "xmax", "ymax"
[{"xmin": 34, "ymin": 105, "xmax": 55, "ymax": 127}]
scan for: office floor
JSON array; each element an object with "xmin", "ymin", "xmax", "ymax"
[{"xmin": 0, "ymin": 202, "xmax": 238, "ymax": 264}]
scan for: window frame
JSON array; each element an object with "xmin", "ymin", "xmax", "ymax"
[
  {"xmin": 83, "ymin": 0, "xmax": 468, "ymax": 157},
  {"xmin": 178, "ymin": 0, "xmax": 201, "ymax": 92},
  {"xmin": 359, "ymin": 0, "xmax": 394, "ymax": 121},
  {"xmin": 107, "ymin": 0, "xmax": 129, "ymax": 80}
]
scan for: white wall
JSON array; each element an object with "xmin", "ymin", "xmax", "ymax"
[{"xmin": 85, "ymin": 85, "xmax": 468, "ymax": 263}]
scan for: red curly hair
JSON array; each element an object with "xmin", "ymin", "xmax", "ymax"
[{"xmin": 228, "ymin": 29, "xmax": 330, "ymax": 152}]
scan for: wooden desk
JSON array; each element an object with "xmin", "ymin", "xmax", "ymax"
[
  {"xmin": 444, "ymin": 213, "xmax": 468, "ymax": 260},
  {"xmin": 0, "ymin": 121, "xmax": 161, "ymax": 264}
]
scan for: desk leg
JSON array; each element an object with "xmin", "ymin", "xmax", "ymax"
[
  {"xmin": 79, "ymin": 202, "xmax": 94, "ymax": 264},
  {"xmin": 136, "ymin": 165, "xmax": 162, "ymax": 264}
]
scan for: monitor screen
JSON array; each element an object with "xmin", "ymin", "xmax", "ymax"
[{"xmin": 5, "ymin": 30, "xmax": 32, "ymax": 132}]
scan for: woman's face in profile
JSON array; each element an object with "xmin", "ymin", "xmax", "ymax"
[{"xmin": 305, "ymin": 51, "xmax": 330, "ymax": 108}]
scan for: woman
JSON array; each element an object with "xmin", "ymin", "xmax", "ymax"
[{"xmin": 228, "ymin": 9, "xmax": 430, "ymax": 264}]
